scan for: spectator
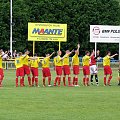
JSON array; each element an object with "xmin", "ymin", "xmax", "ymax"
[
  {"xmin": 2, "ymin": 51, "xmax": 8, "ymax": 60},
  {"xmin": 13, "ymin": 50, "xmax": 17, "ymax": 58},
  {"xmin": 7, "ymin": 50, "xmax": 11, "ymax": 58},
  {"xmin": 0, "ymin": 49, "xmax": 4, "ymax": 55}
]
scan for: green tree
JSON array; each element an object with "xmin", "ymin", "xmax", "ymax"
[{"xmin": 0, "ymin": 0, "xmax": 120, "ymax": 56}]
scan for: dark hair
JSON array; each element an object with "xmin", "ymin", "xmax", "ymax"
[
  {"xmin": 24, "ymin": 49, "xmax": 29, "ymax": 53},
  {"xmin": 19, "ymin": 52, "xmax": 22, "ymax": 56},
  {"xmin": 85, "ymin": 51, "xmax": 90, "ymax": 55},
  {"xmin": 34, "ymin": 53, "xmax": 37, "ymax": 56},
  {"xmin": 45, "ymin": 53, "xmax": 50, "ymax": 56},
  {"xmin": 106, "ymin": 51, "xmax": 111, "ymax": 55}
]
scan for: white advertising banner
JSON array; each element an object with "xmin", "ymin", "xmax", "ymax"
[{"xmin": 90, "ymin": 25, "xmax": 120, "ymax": 43}]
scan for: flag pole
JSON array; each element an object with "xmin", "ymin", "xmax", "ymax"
[
  {"xmin": 10, "ymin": 0, "xmax": 13, "ymax": 58},
  {"xmin": 59, "ymin": 41, "xmax": 61, "ymax": 51}
]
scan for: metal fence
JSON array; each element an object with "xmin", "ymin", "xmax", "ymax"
[{"xmin": 2, "ymin": 60, "xmax": 119, "ymax": 70}]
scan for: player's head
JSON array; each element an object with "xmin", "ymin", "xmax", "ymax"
[
  {"xmin": 92, "ymin": 50, "xmax": 95, "ymax": 55},
  {"xmin": 74, "ymin": 49, "xmax": 79, "ymax": 55},
  {"xmin": 0, "ymin": 49, "xmax": 3, "ymax": 52},
  {"xmin": 97, "ymin": 50, "xmax": 100, "ymax": 55},
  {"xmin": 34, "ymin": 53, "xmax": 37, "ymax": 57},
  {"xmin": 107, "ymin": 51, "xmax": 111, "ymax": 56},
  {"xmin": 57, "ymin": 51, "xmax": 62, "ymax": 56},
  {"xmin": 24, "ymin": 49, "xmax": 30, "ymax": 55},
  {"xmin": 85, "ymin": 51, "xmax": 90, "ymax": 56},
  {"xmin": 46, "ymin": 54, "xmax": 50, "ymax": 57},
  {"xmin": 18, "ymin": 52, "xmax": 22, "ymax": 56},
  {"xmin": 65, "ymin": 50, "xmax": 70, "ymax": 54}
]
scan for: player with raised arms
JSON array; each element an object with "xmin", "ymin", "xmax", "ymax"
[
  {"xmin": 15, "ymin": 52, "xmax": 26, "ymax": 87},
  {"xmin": 82, "ymin": 50, "xmax": 94, "ymax": 86},
  {"xmin": 72, "ymin": 44, "xmax": 80, "ymax": 87},
  {"xmin": 41, "ymin": 52, "xmax": 55, "ymax": 87},
  {"xmin": 53, "ymin": 51, "xmax": 66, "ymax": 87},
  {"xmin": 30, "ymin": 53, "xmax": 40, "ymax": 87},
  {"xmin": 62, "ymin": 49, "xmax": 74, "ymax": 86},
  {"xmin": 22, "ymin": 50, "xmax": 31, "ymax": 86},
  {"xmin": 90, "ymin": 50, "xmax": 100, "ymax": 86},
  {"xmin": 103, "ymin": 51, "xmax": 118, "ymax": 86}
]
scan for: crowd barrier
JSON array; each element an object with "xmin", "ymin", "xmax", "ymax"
[{"xmin": 2, "ymin": 59, "xmax": 119, "ymax": 70}]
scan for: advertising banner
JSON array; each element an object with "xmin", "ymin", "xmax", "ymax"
[
  {"xmin": 28, "ymin": 23, "xmax": 67, "ymax": 42},
  {"xmin": 90, "ymin": 25, "xmax": 120, "ymax": 43}
]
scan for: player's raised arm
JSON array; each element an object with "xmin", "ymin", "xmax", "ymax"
[
  {"xmin": 29, "ymin": 53, "xmax": 39, "ymax": 60},
  {"xmin": 67, "ymin": 49, "xmax": 74, "ymax": 56},
  {"xmin": 61, "ymin": 53, "xmax": 67, "ymax": 61},
  {"xmin": 48, "ymin": 52, "xmax": 55, "ymax": 58},
  {"xmin": 61, "ymin": 49, "xmax": 73, "ymax": 61},
  {"xmin": 90, "ymin": 50, "xmax": 95, "ymax": 58},
  {"xmin": 29, "ymin": 57, "xmax": 38, "ymax": 60},
  {"xmin": 110, "ymin": 53, "xmax": 118, "ymax": 58},
  {"xmin": 76, "ymin": 44, "xmax": 80, "ymax": 54}
]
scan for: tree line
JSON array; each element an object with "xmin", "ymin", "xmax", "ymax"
[{"xmin": 0, "ymin": 0, "xmax": 120, "ymax": 57}]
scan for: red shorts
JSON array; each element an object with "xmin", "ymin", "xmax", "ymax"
[
  {"xmin": 42, "ymin": 68, "xmax": 51, "ymax": 77},
  {"xmin": 31, "ymin": 67, "xmax": 38, "ymax": 76},
  {"xmin": 0, "ymin": 68, "xmax": 4, "ymax": 79},
  {"xmin": 104, "ymin": 66, "xmax": 112, "ymax": 75},
  {"xmin": 16, "ymin": 67, "xmax": 24, "ymax": 77},
  {"xmin": 73, "ymin": 65, "xmax": 79, "ymax": 75},
  {"xmin": 55, "ymin": 66, "xmax": 62, "ymax": 75},
  {"xmin": 83, "ymin": 66, "xmax": 90, "ymax": 75},
  {"xmin": 23, "ymin": 65, "xmax": 30, "ymax": 75},
  {"xmin": 63, "ymin": 65, "xmax": 70, "ymax": 75}
]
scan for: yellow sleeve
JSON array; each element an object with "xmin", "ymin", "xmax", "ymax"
[
  {"xmin": 41, "ymin": 59, "xmax": 44, "ymax": 65},
  {"xmin": 27, "ymin": 55, "xmax": 30, "ymax": 59},
  {"xmin": 86, "ymin": 56, "xmax": 90, "ymax": 60},
  {"xmin": 63, "ymin": 54, "xmax": 69, "ymax": 58},
  {"xmin": 108, "ymin": 56, "xmax": 110, "ymax": 59},
  {"xmin": 21, "ymin": 56, "xmax": 24, "ymax": 59},
  {"xmin": 37, "ymin": 58, "xmax": 40, "ymax": 63}
]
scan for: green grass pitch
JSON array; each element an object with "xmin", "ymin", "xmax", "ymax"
[{"xmin": 0, "ymin": 69, "xmax": 120, "ymax": 120}]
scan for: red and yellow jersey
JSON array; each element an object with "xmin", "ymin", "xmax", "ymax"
[
  {"xmin": 63, "ymin": 54, "xmax": 69, "ymax": 66},
  {"xmin": 82, "ymin": 55, "xmax": 90, "ymax": 66},
  {"xmin": 72, "ymin": 54, "xmax": 79, "ymax": 66},
  {"xmin": 22, "ymin": 55, "xmax": 29, "ymax": 66},
  {"xmin": 15, "ymin": 56, "xmax": 24, "ymax": 69},
  {"xmin": 42, "ymin": 57, "xmax": 50, "ymax": 68},
  {"xmin": 30, "ymin": 58, "xmax": 40, "ymax": 68},
  {"xmin": 0, "ymin": 55, "xmax": 2, "ymax": 68},
  {"xmin": 54, "ymin": 55, "xmax": 63, "ymax": 66},
  {"xmin": 103, "ymin": 55, "xmax": 110, "ymax": 66}
]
